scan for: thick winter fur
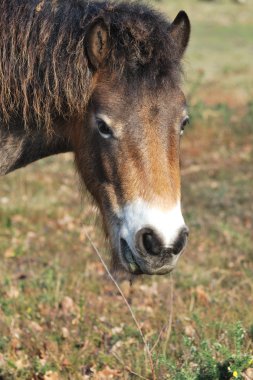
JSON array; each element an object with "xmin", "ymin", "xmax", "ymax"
[
  {"xmin": 0, "ymin": 0, "xmax": 181, "ymax": 131},
  {"xmin": 0, "ymin": 1, "xmax": 191, "ymax": 275}
]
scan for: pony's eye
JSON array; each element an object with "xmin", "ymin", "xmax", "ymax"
[
  {"xmin": 180, "ymin": 116, "xmax": 190, "ymax": 136},
  {"xmin": 96, "ymin": 118, "xmax": 113, "ymax": 139}
]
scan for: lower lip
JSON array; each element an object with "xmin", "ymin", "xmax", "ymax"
[{"xmin": 120, "ymin": 239, "xmax": 143, "ymax": 274}]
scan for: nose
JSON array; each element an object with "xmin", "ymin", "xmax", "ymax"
[
  {"xmin": 136, "ymin": 226, "xmax": 189, "ymax": 257},
  {"xmin": 172, "ymin": 226, "xmax": 189, "ymax": 255}
]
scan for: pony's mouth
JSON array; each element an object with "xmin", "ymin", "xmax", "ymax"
[
  {"xmin": 120, "ymin": 238, "xmax": 143, "ymax": 275},
  {"xmin": 120, "ymin": 237, "xmax": 176, "ymax": 276}
]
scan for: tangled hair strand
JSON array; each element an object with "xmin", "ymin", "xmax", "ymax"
[{"xmin": 0, "ymin": 0, "xmax": 182, "ymax": 132}]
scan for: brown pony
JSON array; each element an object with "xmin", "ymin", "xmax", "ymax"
[{"xmin": 0, "ymin": 0, "xmax": 191, "ymax": 275}]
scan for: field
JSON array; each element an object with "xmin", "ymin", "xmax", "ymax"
[{"xmin": 0, "ymin": 0, "xmax": 253, "ymax": 379}]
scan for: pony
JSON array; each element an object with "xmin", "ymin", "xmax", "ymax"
[{"xmin": 0, "ymin": 0, "xmax": 191, "ymax": 275}]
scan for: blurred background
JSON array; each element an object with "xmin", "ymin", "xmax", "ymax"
[{"xmin": 0, "ymin": 0, "xmax": 252, "ymax": 378}]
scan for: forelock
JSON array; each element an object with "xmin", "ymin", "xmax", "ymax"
[{"xmin": 100, "ymin": 2, "xmax": 182, "ymax": 88}]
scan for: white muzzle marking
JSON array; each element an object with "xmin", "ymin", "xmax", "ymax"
[{"xmin": 118, "ymin": 198, "xmax": 186, "ymax": 254}]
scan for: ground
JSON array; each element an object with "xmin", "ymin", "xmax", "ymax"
[{"xmin": 0, "ymin": 0, "xmax": 253, "ymax": 379}]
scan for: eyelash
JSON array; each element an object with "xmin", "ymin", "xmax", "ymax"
[
  {"xmin": 96, "ymin": 118, "xmax": 114, "ymax": 139},
  {"xmin": 180, "ymin": 116, "xmax": 190, "ymax": 136}
]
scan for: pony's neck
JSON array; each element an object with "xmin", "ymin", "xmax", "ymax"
[{"xmin": 0, "ymin": 125, "xmax": 72, "ymax": 175}]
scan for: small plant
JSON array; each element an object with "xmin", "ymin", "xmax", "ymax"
[{"xmin": 159, "ymin": 321, "xmax": 253, "ymax": 380}]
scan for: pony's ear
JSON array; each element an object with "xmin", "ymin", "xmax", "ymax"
[
  {"xmin": 169, "ymin": 11, "xmax": 190, "ymax": 59},
  {"xmin": 87, "ymin": 20, "xmax": 109, "ymax": 69}
]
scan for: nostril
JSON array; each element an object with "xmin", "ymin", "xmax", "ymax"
[
  {"xmin": 138, "ymin": 228, "xmax": 162, "ymax": 256},
  {"xmin": 142, "ymin": 233, "xmax": 153, "ymax": 253},
  {"xmin": 136, "ymin": 226, "xmax": 189, "ymax": 257},
  {"xmin": 173, "ymin": 227, "xmax": 189, "ymax": 255},
  {"xmin": 143, "ymin": 232, "xmax": 160, "ymax": 256},
  {"xmin": 173, "ymin": 237, "xmax": 185, "ymax": 255}
]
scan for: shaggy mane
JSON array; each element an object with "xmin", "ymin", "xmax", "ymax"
[{"xmin": 0, "ymin": 0, "xmax": 181, "ymax": 131}]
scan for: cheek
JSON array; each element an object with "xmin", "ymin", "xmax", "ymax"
[
  {"xmin": 73, "ymin": 131, "xmax": 117, "ymax": 204},
  {"xmin": 69, "ymin": 119, "xmax": 98, "ymax": 187}
]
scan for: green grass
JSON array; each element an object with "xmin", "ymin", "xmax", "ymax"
[
  {"xmin": 0, "ymin": 0, "xmax": 253, "ymax": 379},
  {"xmin": 156, "ymin": 322, "xmax": 252, "ymax": 380}
]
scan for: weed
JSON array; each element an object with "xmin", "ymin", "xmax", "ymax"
[{"xmin": 158, "ymin": 322, "xmax": 253, "ymax": 380}]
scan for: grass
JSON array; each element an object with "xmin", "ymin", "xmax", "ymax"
[{"xmin": 0, "ymin": 0, "xmax": 253, "ymax": 379}]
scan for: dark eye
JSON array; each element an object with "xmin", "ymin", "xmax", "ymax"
[
  {"xmin": 180, "ymin": 116, "xmax": 190, "ymax": 136},
  {"xmin": 96, "ymin": 118, "xmax": 113, "ymax": 139}
]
